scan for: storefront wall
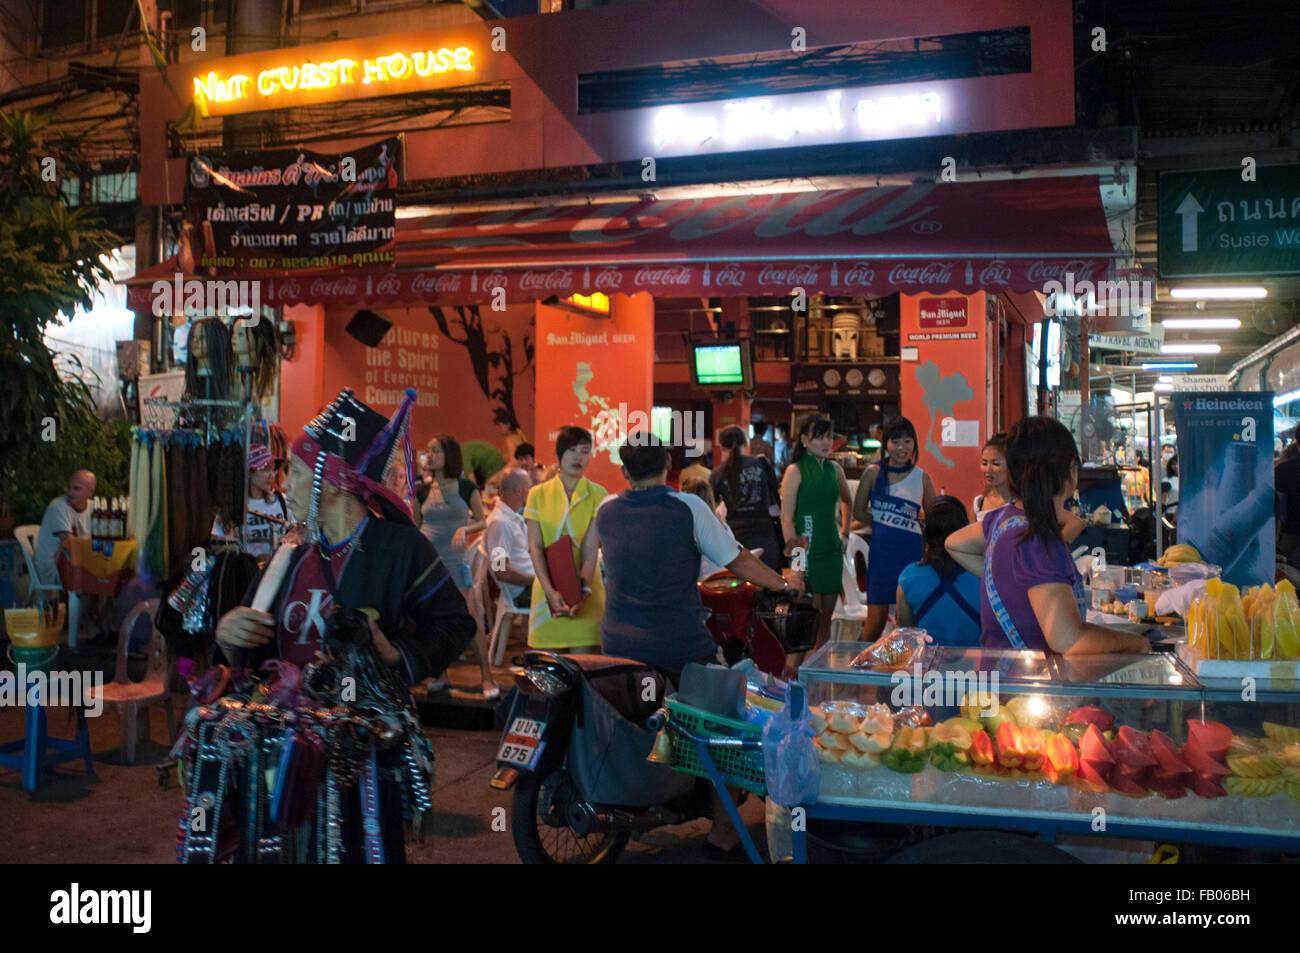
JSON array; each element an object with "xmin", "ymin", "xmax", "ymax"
[{"xmin": 280, "ymin": 303, "xmax": 536, "ymax": 456}]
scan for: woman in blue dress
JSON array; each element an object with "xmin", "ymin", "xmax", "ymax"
[
  {"xmin": 896, "ymin": 496, "xmax": 981, "ymax": 646},
  {"xmin": 851, "ymin": 418, "xmax": 936, "ymax": 640}
]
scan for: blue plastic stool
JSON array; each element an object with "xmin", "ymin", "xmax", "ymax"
[{"xmin": 0, "ymin": 675, "xmax": 95, "ymax": 790}]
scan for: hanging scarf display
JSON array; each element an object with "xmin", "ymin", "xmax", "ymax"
[{"xmin": 130, "ymin": 426, "xmax": 248, "ymax": 581}]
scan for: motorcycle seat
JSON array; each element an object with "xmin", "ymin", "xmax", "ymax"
[{"xmin": 567, "ymin": 654, "xmax": 666, "ymax": 726}]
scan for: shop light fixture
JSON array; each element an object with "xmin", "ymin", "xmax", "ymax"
[
  {"xmin": 1160, "ymin": 343, "xmax": 1220, "ymax": 354},
  {"xmin": 1141, "ymin": 361, "xmax": 1198, "ymax": 370},
  {"xmin": 1158, "ymin": 376, "xmax": 1173, "ymax": 383},
  {"xmin": 1160, "ymin": 317, "xmax": 1241, "ymax": 330},
  {"xmin": 1168, "ymin": 286, "xmax": 1267, "ymax": 300},
  {"xmin": 1153, "ymin": 382, "xmax": 1174, "ymax": 392},
  {"xmin": 1273, "ymin": 389, "xmax": 1300, "ymax": 407}
]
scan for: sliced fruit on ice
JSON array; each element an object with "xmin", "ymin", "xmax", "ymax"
[
  {"xmin": 1186, "ymin": 719, "xmax": 1233, "ymax": 760},
  {"xmin": 1018, "ymin": 725, "xmax": 1046, "ymax": 771},
  {"xmin": 819, "ymin": 729, "xmax": 849, "ymax": 750},
  {"xmin": 1148, "ymin": 730, "xmax": 1193, "ymax": 775},
  {"xmin": 828, "ymin": 712, "xmax": 860, "ymax": 734},
  {"xmin": 1182, "ymin": 742, "xmax": 1230, "ymax": 777},
  {"xmin": 1113, "ymin": 726, "xmax": 1159, "ymax": 769},
  {"xmin": 1075, "ymin": 758, "xmax": 1110, "ymax": 792},
  {"xmin": 1044, "ymin": 732, "xmax": 1079, "ymax": 778},
  {"xmin": 1063, "ymin": 706, "xmax": 1115, "ymax": 732},
  {"xmin": 968, "ymin": 729, "xmax": 995, "ymax": 766},
  {"xmin": 995, "ymin": 721, "xmax": 1023, "ymax": 768},
  {"xmin": 1189, "ymin": 773, "xmax": 1228, "ymax": 798},
  {"xmin": 1226, "ymin": 754, "xmax": 1282, "ymax": 778},
  {"xmin": 1263, "ymin": 722, "xmax": 1300, "ymax": 745},
  {"xmin": 1078, "ymin": 723, "xmax": 1115, "ymax": 770}
]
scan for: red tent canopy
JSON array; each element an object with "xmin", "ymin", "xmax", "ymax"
[{"xmin": 126, "ymin": 176, "xmax": 1117, "ymax": 310}]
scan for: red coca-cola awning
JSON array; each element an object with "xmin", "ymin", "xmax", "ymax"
[{"xmin": 126, "ymin": 176, "xmax": 1118, "ymax": 310}]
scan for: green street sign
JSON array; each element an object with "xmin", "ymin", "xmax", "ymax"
[{"xmin": 1158, "ymin": 164, "xmax": 1300, "ymax": 278}]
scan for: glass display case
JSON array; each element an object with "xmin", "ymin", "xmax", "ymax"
[{"xmin": 797, "ymin": 641, "xmax": 1300, "ymax": 850}]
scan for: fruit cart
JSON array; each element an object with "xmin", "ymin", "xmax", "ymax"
[{"xmin": 791, "ymin": 641, "xmax": 1300, "ymax": 863}]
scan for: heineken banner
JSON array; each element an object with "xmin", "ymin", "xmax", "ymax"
[
  {"xmin": 1171, "ymin": 391, "xmax": 1274, "ymax": 586},
  {"xmin": 182, "ymin": 137, "xmax": 401, "ymax": 272}
]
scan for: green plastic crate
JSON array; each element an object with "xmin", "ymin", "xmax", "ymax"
[{"xmin": 663, "ymin": 695, "xmax": 766, "ymax": 796}]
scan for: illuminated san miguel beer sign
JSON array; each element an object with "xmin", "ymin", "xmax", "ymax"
[{"xmin": 188, "ymin": 31, "xmax": 485, "ymax": 117}]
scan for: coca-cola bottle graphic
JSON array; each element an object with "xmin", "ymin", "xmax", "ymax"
[
  {"xmin": 964, "ymin": 260, "xmax": 974, "ymax": 286},
  {"xmin": 703, "ymin": 263, "xmax": 711, "ymax": 287},
  {"xmin": 831, "ymin": 262, "xmax": 838, "ymax": 286},
  {"xmin": 471, "ymin": 271, "xmax": 478, "ymax": 292}
]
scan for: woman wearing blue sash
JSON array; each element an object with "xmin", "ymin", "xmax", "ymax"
[
  {"xmin": 945, "ymin": 416, "xmax": 1150, "ymax": 655},
  {"xmin": 852, "ymin": 418, "xmax": 936, "ymax": 640}
]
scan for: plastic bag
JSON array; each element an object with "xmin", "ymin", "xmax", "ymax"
[
  {"xmin": 761, "ymin": 682, "xmax": 820, "ymax": 809},
  {"xmin": 850, "ymin": 627, "xmax": 933, "ymax": 671}
]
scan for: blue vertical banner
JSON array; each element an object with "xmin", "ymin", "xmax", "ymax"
[{"xmin": 1172, "ymin": 392, "xmax": 1274, "ymax": 586}]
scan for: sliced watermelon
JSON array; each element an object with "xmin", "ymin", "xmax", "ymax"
[
  {"xmin": 1064, "ymin": 706, "xmax": 1115, "ymax": 732},
  {"xmin": 1186, "ymin": 720, "xmax": 1233, "ymax": 760},
  {"xmin": 1109, "ymin": 773, "xmax": 1150, "ymax": 797},
  {"xmin": 1148, "ymin": 773, "xmax": 1188, "ymax": 799},
  {"xmin": 1182, "ymin": 742, "xmax": 1230, "ymax": 778},
  {"xmin": 1113, "ymin": 726, "xmax": 1159, "ymax": 769},
  {"xmin": 1078, "ymin": 723, "xmax": 1115, "ymax": 768},
  {"xmin": 1076, "ymin": 758, "xmax": 1110, "ymax": 792},
  {"xmin": 1149, "ymin": 730, "xmax": 1192, "ymax": 775},
  {"xmin": 1112, "ymin": 762, "xmax": 1151, "ymax": 789},
  {"xmin": 1189, "ymin": 773, "xmax": 1228, "ymax": 798}
]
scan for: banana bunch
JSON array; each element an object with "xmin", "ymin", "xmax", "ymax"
[
  {"xmin": 1186, "ymin": 579, "xmax": 1300, "ymax": 660},
  {"xmin": 1157, "ymin": 543, "xmax": 1203, "ymax": 568}
]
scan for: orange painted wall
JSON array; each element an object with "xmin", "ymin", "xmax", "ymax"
[
  {"xmin": 899, "ymin": 292, "xmax": 988, "ymax": 507},
  {"xmin": 279, "ymin": 303, "xmax": 535, "ymax": 455},
  {"xmin": 278, "ymin": 304, "xmax": 325, "ymax": 436},
  {"xmin": 534, "ymin": 293, "xmax": 654, "ymax": 494}
]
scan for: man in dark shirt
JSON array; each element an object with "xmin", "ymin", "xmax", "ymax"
[{"xmin": 592, "ymin": 434, "xmax": 801, "ymax": 681}]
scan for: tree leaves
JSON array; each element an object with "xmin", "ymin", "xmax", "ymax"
[{"xmin": 0, "ymin": 109, "xmax": 124, "ymax": 519}]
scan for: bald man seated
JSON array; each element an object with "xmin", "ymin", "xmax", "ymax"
[{"xmin": 34, "ymin": 469, "xmax": 96, "ymax": 590}]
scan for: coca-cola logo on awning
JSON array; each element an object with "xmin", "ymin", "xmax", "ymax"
[
  {"xmin": 310, "ymin": 277, "xmax": 358, "ymax": 298},
  {"xmin": 634, "ymin": 265, "xmax": 692, "ymax": 286},
  {"xmin": 758, "ymin": 263, "xmax": 819, "ymax": 286},
  {"xmin": 1026, "ymin": 259, "xmax": 1100, "ymax": 284},
  {"xmin": 843, "ymin": 261, "xmax": 876, "ymax": 286},
  {"xmin": 481, "ymin": 270, "xmax": 509, "ymax": 291},
  {"xmin": 715, "ymin": 263, "xmax": 744, "ymax": 287},
  {"xmin": 375, "ymin": 273, "xmax": 401, "ymax": 296},
  {"xmin": 887, "ymin": 262, "xmax": 953, "ymax": 287},
  {"xmin": 593, "ymin": 267, "xmax": 623, "ymax": 290},
  {"xmin": 520, "ymin": 269, "xmax": 574, "ymax": 292},
  {"xmin": 979, "ymin": 260, "xmax": 1012, "ymax": 285},
  {"xmin": 279, "ymin": 278, "xmax": 302, "ymax": 300}
]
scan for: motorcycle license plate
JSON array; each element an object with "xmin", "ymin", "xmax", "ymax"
[{"xmin": 498, "ymin": 717, "xmax": 547, "ymax": 771}]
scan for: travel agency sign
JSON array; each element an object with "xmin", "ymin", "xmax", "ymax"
[{"xmin": 1158, "ymin": 163, "xmax": 1300, "ymax": 278}]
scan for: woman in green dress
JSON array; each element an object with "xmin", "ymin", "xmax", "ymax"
[{"xmin": 780, "ymin": 415, "xmax": 855, "ymax": 654}]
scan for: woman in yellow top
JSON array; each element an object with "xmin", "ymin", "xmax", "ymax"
[{"xmin": 524, "ymin": 426, "xmax": 607, "ymax": 650}]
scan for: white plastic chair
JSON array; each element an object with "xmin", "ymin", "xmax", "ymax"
[
  {"xmin": 488, "ymin": 588, "xmax": 531, "ymax": 667},
  {"xmin": 87, "ymin": 599, "xmax": 175, "ymax": 765},
  {"xmin": 14, "ymin": 525, "xmax": 62, "ymax": 605},
  {"xmin": 830, "ymin": 533, "xmax": 871, "ymax": 641}
]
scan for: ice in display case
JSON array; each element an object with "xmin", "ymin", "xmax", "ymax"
[{"xmin": 798, "ymin": 642, "xmax": 1300, "ymax": 848}]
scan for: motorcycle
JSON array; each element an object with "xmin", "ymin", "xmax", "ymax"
[{"xmin": 490, "ymin": 581, "xmax": 817, "ymax": 864}]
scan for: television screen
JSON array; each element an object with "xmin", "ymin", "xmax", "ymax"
[{"xmin": 694, "ymin": 344, "xmax": 745, "ymax": 385}]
